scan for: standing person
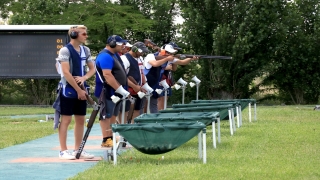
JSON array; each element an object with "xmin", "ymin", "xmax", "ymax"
[
  {"xmin": 118, "ymin": 42, "xmax": 133, "ymax": 56},
  {"xmin": 157, "ymin": 42, "xmax": 198, "ymax": 110},
  {"xmin": 56, "ymin": 25, "xmax": 96, "ymax": 160},
  {"xmin": 94, "ymin": 35, "xmax": 130, "ymax": 147},
  {"xmin": 120, "ymin": 42, "xmax": 149, "ymax": 122},
  {"xmin": 143, "ymin": 44, "xmax": 176, "ymax": 113},
  {"xmin": 117, "ymin": 41, "xmax": 134, "ymax": 123},
  {"xmin": 142, "ymin": 39, "xmax": 160, "ymax": 113}
]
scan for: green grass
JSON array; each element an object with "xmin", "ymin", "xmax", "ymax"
[
  {"xmin": 0, "ymin": 106, "xmax": 93, "ymax": 116},
  {"xmin": 1, "ymin": 106, "xmax": 320, "ymax": 179},
  {"xmin": 69, "ymin": 106, "xmax": 320, "ymax": 180},
  {"xmin": 0, "ymin": 106, "xmax": 93, "ymax": 149}
]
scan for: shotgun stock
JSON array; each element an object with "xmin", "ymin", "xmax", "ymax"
[
  {"xmin": 144, "ymin": 39, "xmax": 161, "ymax": 52},
  {"xmin": 80, "ymin": 84, "xmax": 95, "ymax": 105}
]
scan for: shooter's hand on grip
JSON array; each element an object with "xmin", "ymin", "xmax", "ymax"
[
  {"xmin": 116, "ymin": 85, "xmax": 130, "ymax": 99},
  {"xmin": 80, "ymin": 84, "xmax": 95, "ymax": 106}
]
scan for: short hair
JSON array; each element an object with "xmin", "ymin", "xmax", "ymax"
[{"xmin": 68, "ymin": 25, "xmax": 87, "ymax": 36}]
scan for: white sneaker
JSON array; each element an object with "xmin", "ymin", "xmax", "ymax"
[
  {"xmin": 72, "ymin": 150, "xmax": 94, "ymax": 159},
  {"xmin": 59, "ymin": 150, "xmax": 75, "ymax": 160}
]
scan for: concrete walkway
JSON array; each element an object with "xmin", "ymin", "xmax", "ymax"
[{"xmin": 0, "ymin": 124, "xmax": 120, "ymax": 180}]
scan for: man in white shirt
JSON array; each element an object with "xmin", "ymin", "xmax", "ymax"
[
  {"xmin": 120, "ymin": 42, "xmax": 149, "ymax": 122},
  {"xmin": 157, "ymin": 42, "xmax": 198, "ymax": 110},
  {"xmin": 143, "ymin": 45, "xmax": 177, "ymax": 113}
]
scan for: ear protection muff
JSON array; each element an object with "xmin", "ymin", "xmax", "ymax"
[
  {"xmin": 132, "ymin": 46, "xmax": 138, "ymax": 52},
  {"xmin": 109, "ymin": 35, "xmax": 117, "ymax": 48},
  {"xmin": 69, "ymin": 26, "xmax": 78, "ymax": 39}
]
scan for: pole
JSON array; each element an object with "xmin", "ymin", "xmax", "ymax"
[
  {"xmin": 164, "ymin": 90, "xmax": 167, "ymax": 110},
  {"xmin": 182, "ymin": 86, "xmax": 185, "ymax": 104},
  {"xmin": 196, "ymin": 83, "xmax": 199, "ymax": 100},
  {"xmin": 121, "ymin": 99, "xmax": 126, "ymax": 124},
  {"xmin": 147, "ymin": 95, "xmax": 151, "ymax": 114}
]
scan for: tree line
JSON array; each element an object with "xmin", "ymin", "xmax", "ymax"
[{"xmin": 0, "ymin": 0, "xmax": 319, "ymax": 105}]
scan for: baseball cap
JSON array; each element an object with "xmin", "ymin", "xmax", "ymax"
[
  {"xmin": 168, "ymin": 42, "xmax": 182, "ymax": 50},
  {"xmin": 106, "ymin": 35, "xmax": 127, "ymax": 45},
  {"xmin": 125, "ymin": 42, "xmax": 133, "ymax": 47},
  {"xmin": 164, "ymin": 44, "xmax": 177, "ymax": 53},
  {"xmin": 132, "ymin": 42, "xmax": 149, "ymax": 53}
]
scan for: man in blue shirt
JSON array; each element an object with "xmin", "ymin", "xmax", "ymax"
[{"xmin": 95, "ymin": 35, "xmax": 130, "ymax": 147}]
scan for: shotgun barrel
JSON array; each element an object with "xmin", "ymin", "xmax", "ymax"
[{"xmin": 155, "ymin": 54, "xmax": 232, "ymax": 60}]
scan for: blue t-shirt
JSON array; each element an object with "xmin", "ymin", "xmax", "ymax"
[
  {"xmin": 96, "ymin": 53, "xmax": 114, "ymax": 70},
  {"xmin": 94, "ymin": 49, "xmax": 127, "ymax": 98},
  {"xmin": 95, "ymin": 52, "xmax": 115, "ymax": 97}
]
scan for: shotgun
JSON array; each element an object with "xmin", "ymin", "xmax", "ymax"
[
  {"xmin": 76, "ymin": 84, "xmax": 100, "ymax": 159},
  {"xmin": 155, "ymin": 54, "xmax": 232, "ymax": 60}
]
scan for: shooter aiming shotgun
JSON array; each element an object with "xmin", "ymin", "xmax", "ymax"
[{"xmin": 143, "ymin": 39, "xmax": 232, "ymax": 60}]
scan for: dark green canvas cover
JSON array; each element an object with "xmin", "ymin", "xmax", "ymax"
[
  {"xmin": 172, "ymin": 103, "xmax": 238, "ymax": 120},
  {"xmin": 191, "ymin": 99, "xmax": 256, "ymax": 110},
  {"xmin": 236, "ymin": 99, "xmax": 256, "ymax": 109},
  {"xmin": 134, "ymin": 112, "xmax": 219, "ymax": 126},
  {"xmin": 111, "ymin": 122, "xmax": 206, "ymax": 155},
  {"xmin": 182, "ymin": 101, "xmax": 240, "ymax": 107},
  {"xmin": 160, "ymin": 105, "xmax": 232, "ymax": 120}
]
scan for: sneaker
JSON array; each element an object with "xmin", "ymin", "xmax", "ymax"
[
  {"xmin": 72, "ymin": 150, "xmax": 94, "ymax": 159},
  {"xmin": 101, "ymin": 138, "xmax": 113, "ymax": 147},
  {"xmin": 59, "ymin": 150, "xmax": 75, "ymax": 160}
]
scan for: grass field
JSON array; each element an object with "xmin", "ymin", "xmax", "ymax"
[
  {"xmin": 1, "ymin": 105, "xmax": 320, "ymax": 179},
  {"xmin": 0, "ymin": 106, "xmax": 93, "ymax": 149}
]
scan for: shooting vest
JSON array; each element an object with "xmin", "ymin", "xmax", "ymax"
[
  {"xmin": 144, "ymin": 54, "xmax": 167, "ymax": 98},
  {"xmin": 125, "ymin": 53, "xmax": 141, "ymax": 85},
  {"xmin": 60, "ymin": 44, "xmax": 89, "ymax": 98}
]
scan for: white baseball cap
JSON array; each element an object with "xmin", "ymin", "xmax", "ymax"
[
  {"xmin": 164, "ymin": 45, "xmax": 177, "ymax": 53},
  {"xmin": 125, "ymin": 42, "xmax": 133, "ymax": 47}
]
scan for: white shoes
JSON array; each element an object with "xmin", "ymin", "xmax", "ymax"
[
  {"xmin": 59, "ymin": 150, "xmax": 94, "ymax": 160},
  {"xmin": 72, "ymin": 150, "xmax": 94, "ymax": 159},
  {"xmin": 59, "ymin": 150, "xmax": 75, "ymax": 160}
]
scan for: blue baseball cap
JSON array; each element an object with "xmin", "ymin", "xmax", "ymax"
[
  {"xmin": 168, "ymin": 42, "xmax": 182, "ymax": 50},
  {"xmin": 106, "ymin": 35, "xmax": 127, "ymax": 45}
]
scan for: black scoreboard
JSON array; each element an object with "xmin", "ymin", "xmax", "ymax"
[{"xmin": 0, "ymin": 25, "xmax": 76, "ymax": 79}]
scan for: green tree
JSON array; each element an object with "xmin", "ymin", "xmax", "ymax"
[
  {"xmin": 263, "ymin": 0, "xmax": 320, "ymax": 104},
  {"xmin": 118, "ymin": 0, "xmax": 179, "ymax": 45},
  {"xmin": 0, "ymin": 0, "xmax": 154, "ymax": 105},
  {"xmin": 178, "ymin": 0, "xmax": 293, "ymax": 101}
]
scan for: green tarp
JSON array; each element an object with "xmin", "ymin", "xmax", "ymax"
[
  {"xmin": 160, "ymin": 104, "xmax": 233, "ymax": 120},
  {"xmin": 172, "ymin": 103, "xmax": 238, "ymax": 120},
  {"xmin": 111, "ymin": 122, "xmax": 206, "ymax": 155},
  {"xmin": 134, "ymin": 112, "xmax": 219, "ymax": 126},
  {"xmin": 191, "ymin": 99, "xmax": 256, "ymax": 110}
]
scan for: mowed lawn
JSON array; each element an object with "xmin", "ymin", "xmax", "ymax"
[
  {"xmin": 70, "ymin": 105, "xmax": 320, "ymax": 180},
  {"xmin": 1, "ymin": 105, "xmax": 320, "ymax": 179}
]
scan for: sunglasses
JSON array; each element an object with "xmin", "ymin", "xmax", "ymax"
[{"xmin": 80, "ymin": 32, "xmax": 88, "ymax": 36}]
